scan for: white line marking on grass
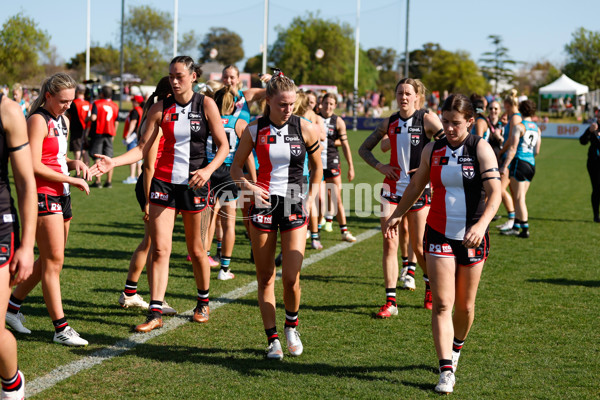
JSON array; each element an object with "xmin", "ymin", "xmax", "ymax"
[{"xmin": 28, "ymin": 228, "xmax": 380, "ymax": 397}]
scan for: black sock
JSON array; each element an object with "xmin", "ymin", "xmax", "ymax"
[
  {"xmin": 1, "ymin": 369, "xmax": 23, "ymax": 393},
  {"xmin": 124, "ymin": 280, "xmax": 138, "ymax": 297},
  {"xmin": 148, "ymin": 300, "xmax": 163, "ymax": 319},
  {"xmin": 453, "ymin": 337, "xmax": 464, "ymax": 354},
  {"xmin": 520, "ymin": 220, "xmax": 529, "ymax": 233},
  {"xmin": 439, "ymin": 359, "xmax": 453, "ymax": 373},
  {"xmin": 7, "ymin": 295, "xmax": 23, "ymax": 314},
  {"xmin": 196, "ymin": 289, "xmax": 209, "ymax": 309},
  {"xmin": 340, "ymin": 225, "xmax": 348, "ymax": 234},
  {"xmin": 385, "ymin": 287, "xmax": 396, "ymax": 306},
  {"xmin": 407, "ymin": 262, "xmax": 416, "ymax": 277},
  {"xmin": 52, "ymin": 317, "xmax": 69, "ymax": 333},
  {"xmin": 423, "ymin": 274, "xmax": 430, "ymax": 290},
  {"xmin": 513, "ymin": 219, "xmax": 522, "ymax": 230},
  {"xmin": 401, "ymin": 257, "xmax": 408, "ymax": 268},
  {"xmin": 265, "ymin": 327, "xmax": 278, "ymax": 344},
  {"xmin": 285, "ymin": 310, "xmax": 299, "ymax": 328},
  {"xmin": 216, "ymin": 241, "xmax": 222, "ymax": 258}
]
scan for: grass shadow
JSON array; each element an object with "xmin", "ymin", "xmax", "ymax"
[{"xmin": 527, "ymin": 278, "xmax": 600, "ymax": 288}]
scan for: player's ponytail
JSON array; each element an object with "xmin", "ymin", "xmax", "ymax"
[
  {"xmin": 213, "ymin": 85, "xmax": 237, "ymax": 116},
  {"xmin": 28, "ymin": 72, "xmax": 77, "ymax": 118},
  {"xmin": 504, "ymin": 89, "xmax": 519, "ymax": 109},
  {"xmin": 264, "ymin": 69, "xmax": 296, "ymax": 118}
]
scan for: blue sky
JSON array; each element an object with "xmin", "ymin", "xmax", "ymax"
[{"xmin": 2, "ymin": 0, "xmax": 598, "ymax": 70}]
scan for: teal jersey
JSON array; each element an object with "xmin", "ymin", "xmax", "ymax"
[
  {"xmin": 515, "ymin": 120, "xmax": 539, "ymax": 165},
  {"xmin": 207, "ymin": 114, "xmax": 238, "ymax": 166},
  {"xmin": 470, "ymin": 116, "xmax": 490, "ymax": 141},
  {"xmin": 299, "ymin": 115, "xmax": 310, "ymax": 176},
  {"xmin": 233, "ymin": 90, "xmax": 251, "ymax": 123},
  {"xmin": 504, "ymin": 113, "xmax": 522, "ymax": 143}
]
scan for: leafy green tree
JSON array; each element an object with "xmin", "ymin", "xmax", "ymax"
[
  {"xmin": 178, "ymin": 30, "xmax": 200, "ymax": 59},
  {"xmin": 403, "ymin": 43, "xmax": 488, "ymax": 96},
  {"xmin": 366, "ymin": 47, "xmax": 399, "ymax": 106},
  {"xmin": 0, "ymin": 13, "xmax": 50, "ymax": 85},
  {"xmin": 66, "ymin": 45, "xmax": 120, "ymax": 78},
  {"xmin": 244, "ymin": 53, "xmax": 263, "ymax": 74},
  {"xmin": 563, "ymin": 27, "xmax": 600, "ymax": 89},
  {"xmin": 479, "ymin": 35, "xmax": 517, "ymax": 94},
  {"xmin": 199, "ymin": 27, "xmax": 244, "ymax": 66},
  {"xmin": 270, "ymin": 14, "xmax": 378, "ymax": 93},
  {"xmin": 123, "ymin": 5, "xmax": 171, "ymax": 83}
]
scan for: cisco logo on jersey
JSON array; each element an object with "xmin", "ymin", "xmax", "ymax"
[
  {"xmin": 150, "ymin": 191, "xmax": 169, "ymax": 201},
  {"xmin": 253, "ymin": 214, "xmax": 273, "ymax": 224}
]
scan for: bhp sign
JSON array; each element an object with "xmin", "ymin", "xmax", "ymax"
[{"xmin": 539, "ymin": 123, "xmax": 588, "ymax": 139}]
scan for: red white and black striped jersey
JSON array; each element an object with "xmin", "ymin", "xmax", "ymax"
[
  {"xmin": 427, "ymin": 134, "xmax": 485, "ymax": 240},
  {"xmin": 321, "ymin": 114, "xmax": 340, "ymax": 169},
  {"xmin": 384, "ymin": 109, "xmax": 430, "ymax": 196},
  {"xmin": 154, "ymin": 93, "xmax": 209, "ymax": 185},
  {"xmin": 32, "ymin": 108, "xmax": 70, "ymax": 196},
  {"xmin": 250, "ymin": 115, "xmax": 306, "ymax": 198}
]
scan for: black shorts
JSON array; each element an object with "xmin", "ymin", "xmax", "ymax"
[
  {"xmin": 38, "ymin": 194, "xmax": 73, "ymax": 220},
  {"xmin": 90, "ymin": 134, "xmax": 113, "ymax": 160},
  {"xmin": 70, "ymin": 135, "xmax": 84, "ymax": 153},
  {"xmin": 509, "ymin": 159, "xmax": 535, "ymax": 182},
  {"xmin": 0, "ymin": 231, "xmax": 16, "ymax": 269},
  {"xmin": 135, "ymin": 172, "xmax": 146, "ymax": 212},
  {"xmin": 323, "ymin": 167, "xmax": 341, "ymax": 179},
  {"xmin": 381, "ymin": 187, "xmax": 431, "ymax": 212},
  {"xmin": 249, "ymin": 195, "xmax": 307, "ymax": 232},
  {"xmin": 210, "ymin": 165, "xmax": 239, "ymax": 203},
  {"xmin": 149, "ymin": 178, "xmax": 210, "ymax": 213},
  {"xmin": 423, "ymin": 225, "xmax": 489, "ymax": 267}
]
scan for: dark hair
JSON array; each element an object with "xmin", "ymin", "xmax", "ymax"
[
  {"xmin": 470, "ymin": 94, "xmax": 486, "ymax": 115},
  {"xmin": 441, "ymin": 94, "xmax": 475, "ymax": 121},
  {"xmin": 518, "ymin": 99, "xmax": 536, "ymax": 117},
  {"xmin": 170, "ymin": 56, "xmax": 202, "ymax": 82},
  {"xmin": 395, "ymin": 77, "xmax": 424, "ymax": 95},
  {"xmin": 138, "ymin": 76, "xmax": 173, "ymax": 132},
  {"xmin": 101, "ymin": 85, "xmax": 113, "ymax": 99},
  {"xmin": 321, "ymin": 92, "xmax": 337, "ymax": 105}
]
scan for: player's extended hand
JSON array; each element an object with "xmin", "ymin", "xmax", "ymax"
[
  {"xmin": 383, "ymin": 215, "xmax": 402, "ymax": 239},
  {"xmin": 9, "ymin": 246, "xmax": 34, "ymax": 287},
  {"xmin": 72, "ymin": 160, "xmax": 91, "ymax": 180},
  {"xmin": 89, "ymin": 155, "xmax": 115, "ymax": 177},
  {"xmin": 69, "ymin": 177, "xmax": 90, "ymax": 195},
  {"xmin": 188, "ymin": 168, "xmax": 211, "ymax": 190}
]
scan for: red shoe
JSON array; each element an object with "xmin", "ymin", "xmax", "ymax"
[
  {"xmin": 424, "ymin": 289, "xmax": 433, "ymax": 310},
  {"xmin": 186, "ymin": 254, "xmax": 191, "ymax": 261},
  {"xmin": 208, "ymin": 256, "xmax": 219, "ymax": 268},
  {"xmin": 376, "ymin": 302, "xmax": 398, "ymax": 318}
]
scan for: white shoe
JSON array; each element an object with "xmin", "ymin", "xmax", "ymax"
[
  {"xmin": 217, "ymin": 269, "xmax": 235, "ymax": 280},
  {"xmin": 306, "ymin": 230, "xmax": 311, "ymax": 239},
  {"xmin": 122, "ymin": 176, "xmax": 137, "ymax": 184},
  {"xmin": 402, "ymin": 275, "xmax": 416, "ymax": 291},
  {"xmin": 399, "ymin": 266, "xmax": 408, "ymax": 284},
  {"xmin": 435, "ymin": 370, "xmax": 456, "ymax": 394},
  {"xmin": 265, "ymin": 339, "xmax": 284, "ymax": 360},
  {"xmin": 284, "ymin": 327, "xmax": 303, "ymax": 356},
  {"xmin": 341, "ymin": 231, "xmax": 356, "ymax": 242},
  {"xmin": 5, "ymin": 312, "xmax": 31, "ymax": 334},
  {"xmin": 119, "ymin": 292, "xmax": 149, "ymax": 309},
  {"xmin": 500, "ymin": 228, "xmax": 520, "ymax": 236},
  {"xmin": 1, "ymin": 370, "xmax": 25, "ymax": 400},
  {"xmin": 452, "ymin": 351, "xmax": 461, "ymax": 373},
  {"xmin": 496, "ymin": 220, "xmax": 514, "ymax": 230},
  {"xmin": 162, "ymin": 301, "xmax": 177, "ymax": 316},
  {"xmin": 53, "ymin": 326, "xmax": 88, "ymax": 347},
  {"xmin": 324, "ymin": 221, "xmax": 333, "ymax": 232}
]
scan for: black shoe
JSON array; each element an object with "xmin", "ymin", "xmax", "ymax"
[
  {"xmin": 517, "ymin": 230, "xmax": 530, "ymax": 238},
  {"xmin": 492, "ymin": 215, "xmax": 501, "ymax": 221},
  {"xmin": 103, "ymin": 182, "xmax": 112, "ymax": 188},
  {"xmin": 91, "ymin": 182, "xmax": 102, "ymax": 188},
  {"xmin": 275, "ymin": 252, "xmax": 282, "ymax": 267},
  {"xmin": 594, "ymin": 216, "xmax": 600, "ymax": 223}
]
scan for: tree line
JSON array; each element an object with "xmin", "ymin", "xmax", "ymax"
[{"xmin": 1, "ymin": 6, "xmax": 598, "ymax": 104}]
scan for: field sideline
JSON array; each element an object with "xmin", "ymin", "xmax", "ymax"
[{"xmin": 8, "ymin": 130, "xmax": 599, "ymax": 399}]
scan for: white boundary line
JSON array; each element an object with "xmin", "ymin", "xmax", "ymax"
[{"xmin": 28, "ymin": 228, "xmax": 380, "ymax": 397}]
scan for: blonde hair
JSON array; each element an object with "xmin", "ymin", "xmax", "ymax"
[
  {"xmin": 503, "ymin": 89, "xmax": 519, "ymax": 108},
  {"xmin": 214, "ymin": 85, "xmax": 238, "ymax": 116},
  {"xmin": 414, "ymin": 79, "xmax": 426, "ymax": 109},
  {"xmin": 294, "ymin": 91, "xmax": 310, "ymax": 116},
  {"xmin": 264, "ymin": 73, "xmax": 297, "ymax": 118},
  {"xmin": 28, "ymin": 73, "xmax": 76, "ymax": 117}
]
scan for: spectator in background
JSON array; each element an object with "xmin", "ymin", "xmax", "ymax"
[
  {"xmin": 580, "ymin": 117, "xmax": 600, "ymax": 222},
  {"xmin": 88, "ymin": 86, "xmax": 119, "ymax": 188},
  {"xmin": 67, "ymin": 85, "xmax": 90, "ymax": 164},
  {"xmin": 11, "ymin": 84, "xmax": 28, "ymax": 117},
  {"xmin": 122, "ymin": 95, "xmax": 144, "ymax": 184}
]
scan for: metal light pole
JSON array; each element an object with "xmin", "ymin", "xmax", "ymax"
[
  {"xmin": 85, "ymin": 0, "xmax": 90, "ymax": 80},
  {"xmin": 262, "ymin": 0, "xmax": 269, "ymax": 76},
  {"xmin": 119, "ymin": 0, "xmax": 124, "ymax": 109},
  {"xmin": 173, "ymin": 0, "xmax": 178, "ymax": 58},
  {"xmin": 404, "ymin": 0, "xmax": 410, "ymax": 78},
  {"xmin": 353, "ymin": 0, "xmax": 360, "ymax": 131}
]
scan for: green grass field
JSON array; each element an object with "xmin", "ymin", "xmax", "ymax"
[{"xmin": 8, "ymin": 130, "xmax": 599, "ymax": 399}]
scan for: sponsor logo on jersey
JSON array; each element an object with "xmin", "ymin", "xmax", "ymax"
[
  {"xmin": 432, "ymin": 156, "xmax": 450, "ymax": 166},
  {"xmin": 267, "ymin": 135, "xmax": 277, "ymax": 144},
  {"xmin": 458, "ymin": 156, "xmax": 474, "ymax": 164},
  {"xmin": 393, "ymin": 125, "xmax": 402, "ymax": 134},
  {"xmin": 429, "ymin": 244, "xmax": 452, "ymax": 254},
  {"xmin": 462, "ymin": 165, "xmax": 475, "ymax": 179},
  {"xmin": 411, "ymin": 134, "xmax": 420, "ymax": 146},
  {"xmin": 284, "ymin": 135, "xmax": 300, "ymax": 143},
  {"xmin": 188, "ymin": 112, "xmax": 202, "ymax": 120},
  {"xmin": 0, "ymin": 244, "xmax": 8, "ymax": 254},
  {"xmin": 190, "ymin": 120, "xmax": 201, "ymax": 132},
  {"xmin": 408, "ymin": 126, "xmax": 422, "ymax": 134},
  {"xmin": 221, "ymin": 118, "xmax": 229, "ymax": 124},
  {"xmin": 170, "ymin": 113, "xmax": 179, "ymax": 121},
  {"xmin": 150, "ymin": 191, "xmax": 169, "ymax": 201},
  {"xmin": 3, "ymin": 214, "xmax": 14, "ymax": 223},
  {"xmin": 193, "ymin": 197, "xmax": 205, "ymax": 205},
  {"xmin": 253, "ymin": 214, "xmax": 273, "ymax": 224},
  {"xmin": 290, "ymin": 144, "xmax": 302, "ymax": 156},
  {"xmin": 50, "ymin": 202, "xmax": 62, "ymax": 212},
  {"xmin": 289, "ymin": 214, "xmax": 297, "ymax": 221},
  {"xmin": 468, "ymin": 248, "xmax": 483, "ymax": 259}
]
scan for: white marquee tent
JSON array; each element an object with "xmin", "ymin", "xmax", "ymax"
[{"xmin": 539, "ymin": 74, "xmax": 589, "ymax": 98}]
